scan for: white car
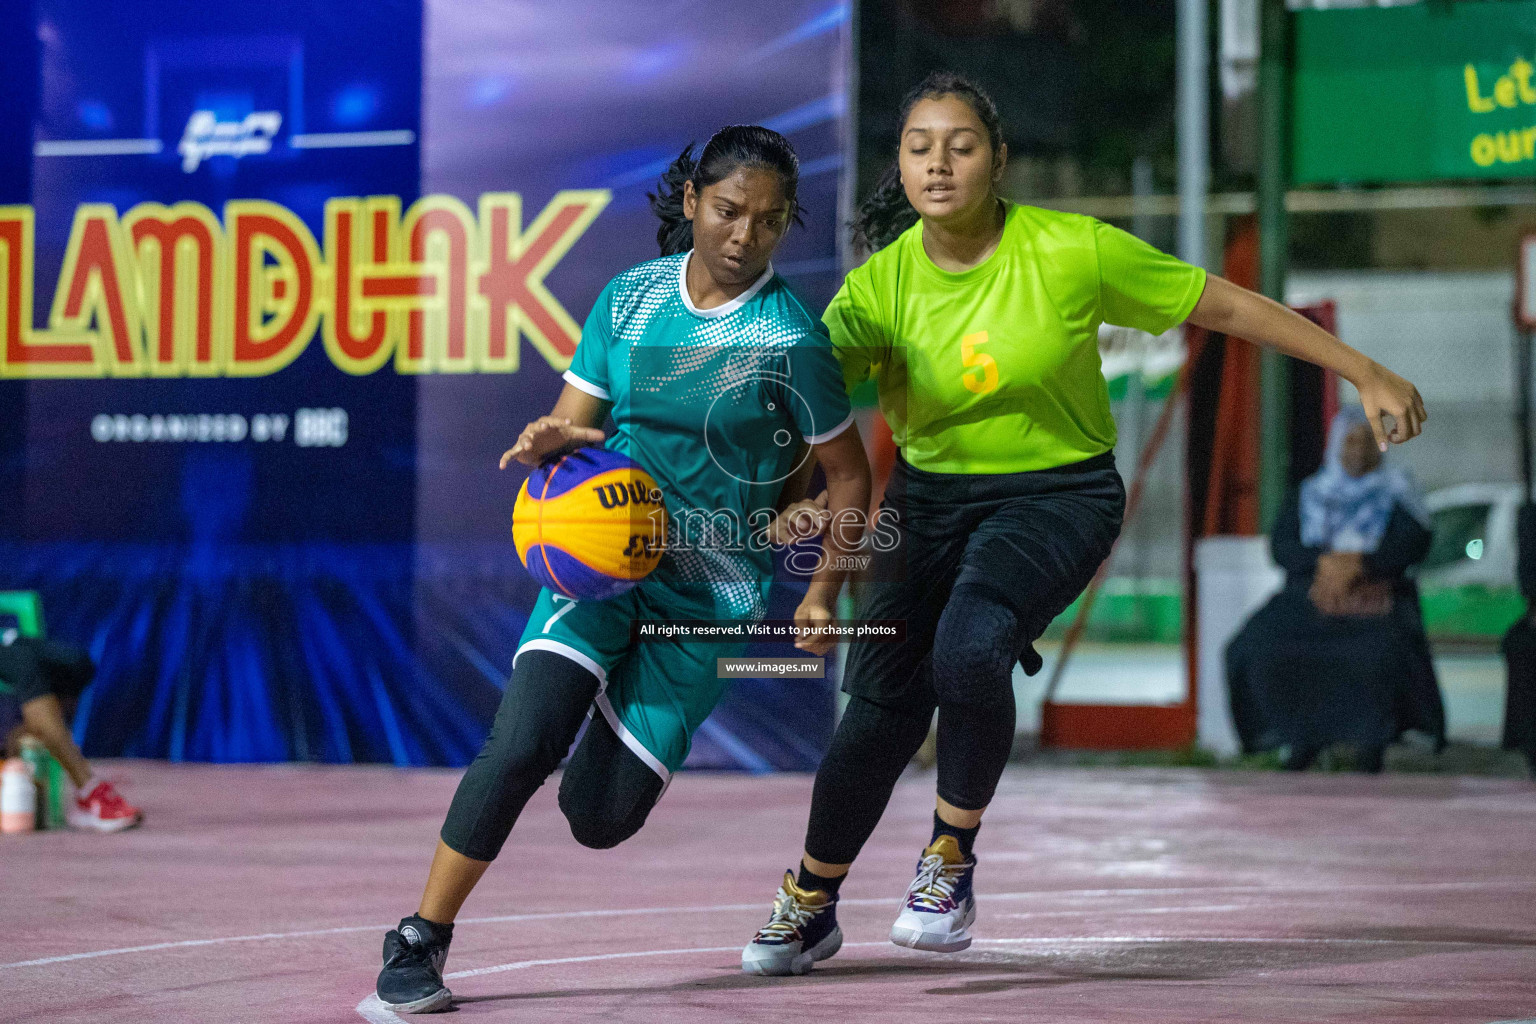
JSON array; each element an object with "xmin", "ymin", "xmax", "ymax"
[{"xmin": 1417, "ymin": 483, "xmax": 1523, "ymax": 589}]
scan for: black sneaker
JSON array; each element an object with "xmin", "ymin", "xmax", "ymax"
[{"xmin": 377, "ymin": 915, "xmax": 453, "ymax": 1013}]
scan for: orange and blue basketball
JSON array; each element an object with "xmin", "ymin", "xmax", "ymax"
[{"xmin": 512, "ymin": 447, "xmax": 668, "ymax": 601}]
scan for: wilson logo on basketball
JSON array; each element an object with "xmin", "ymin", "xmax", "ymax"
[{"xmin": 592, "ymin": 482, "xmax": 665, "ymax": 510}]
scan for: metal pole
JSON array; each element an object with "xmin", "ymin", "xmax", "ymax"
[
  {"xmin": 1175, "ymin": 0, "xmax": 1210, "ymax": 733},
  {"xmin": 1257, "ymin": 0, "xmax": 1290, "ymax": 530},
  {"xmin": 1133, "ymin": 155, "xmax": 1155, "ymax": 243},
  {"xmin": 1177, "ymin": 0, "xmax": 1209, "ymax": 269}
]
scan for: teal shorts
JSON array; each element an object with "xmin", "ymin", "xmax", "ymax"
[{"xmin": 515, "ymin": 582, "xmax": 749, "ymax": 783}]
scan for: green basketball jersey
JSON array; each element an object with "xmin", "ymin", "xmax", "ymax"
[
  {"xmin": 824, "ymin": 201, "xmax": 1206, "ymax": 475},
  {"xmin": 565, "ymin": 252, "xmax": 854, "ymax": 619}
]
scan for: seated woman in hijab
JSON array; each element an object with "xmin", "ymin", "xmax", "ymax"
[{"xmin": 1226, "ymin": 407, "xmax": 1445, "ymax": 772}]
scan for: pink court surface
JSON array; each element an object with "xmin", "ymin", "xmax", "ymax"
[{"xmin": 4, "ymin": 762, "xmax": 1536, "ymax": 1024}]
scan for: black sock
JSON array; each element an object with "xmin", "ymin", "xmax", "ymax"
[
  {"xmin": 796, "ymin": 862, "xmax": 845, "ymax": 898},
  {"xmin": 931, "ymin": 812, "xmax": 979, "ymax": 860}
]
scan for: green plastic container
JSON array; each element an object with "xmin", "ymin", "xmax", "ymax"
[{"xmin": 19, "ymin": 738, "xmax": 66, "ymax": 830}]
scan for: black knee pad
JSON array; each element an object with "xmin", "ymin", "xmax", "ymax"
[
  {"xmin": 930, "ymin": 585, "xmax": 1021, "ymax": 708},
  {"xmin": 559, "ymin": 785, "xmax": 651, "ymax": 850},
  {"xmin": 557, "ymin": 715, "xmax": 663, "ymax": 850}
]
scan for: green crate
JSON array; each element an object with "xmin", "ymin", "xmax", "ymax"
[
  {"xmin": 0, "ymin": 591, "xmax": 45, "ymax": 641},
  {"xmin": 0, "ymin": 590, "xmax": 46, "ymax": 701}
]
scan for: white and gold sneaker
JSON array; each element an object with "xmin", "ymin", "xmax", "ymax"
[
  {"xmin": 742, "ymin": 871, "xmax": 843, "ymax": 976},
  {"xmin": 889, "ymin": 835, "xmax": 976, "ymax": 953}
]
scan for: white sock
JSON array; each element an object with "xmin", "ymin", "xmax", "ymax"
[{"xmin": 76, "ymin": 775, "xmax": 98, "ymax": 796}]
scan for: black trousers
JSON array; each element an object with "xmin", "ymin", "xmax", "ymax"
[
  {"xmin": 0, "ymin": 636, "xmax": 95, "ymax": 705},
  {"xmin": 805, "ymin": 452, "xmax": 1125, "ymax": 866},
  {"xmin": 440, "ymin": 649, "xmax": 665, "ymax": 861}
]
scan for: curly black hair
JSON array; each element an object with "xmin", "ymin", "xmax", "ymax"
[{"xmin": 648, "ymin": 124, "xmax": 804, "ymax": 256}]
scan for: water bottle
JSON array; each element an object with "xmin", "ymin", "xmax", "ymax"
[
  {"xmin": 19, "ymin": 738, "xmax": 65, "ymax": 829},
  {"xmin": 1, "ymin": 757, "xmax": 36, "ymax": 834}
]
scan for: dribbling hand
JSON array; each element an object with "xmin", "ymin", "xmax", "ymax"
[{"xmin": 499, "ymin": 417, "xmax": 606, "ymax": 468}]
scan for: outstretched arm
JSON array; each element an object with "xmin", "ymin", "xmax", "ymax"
[{"xmin": 1186, "ymin": 275, "xmax": 1427, "ymax": 450}]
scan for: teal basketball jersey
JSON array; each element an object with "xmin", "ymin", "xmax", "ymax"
[{"xmin": 564, "ymin": 252, "xmax": 854, "ymax": 619}]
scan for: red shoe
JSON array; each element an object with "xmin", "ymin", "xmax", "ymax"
[{"xmin": 67, "ymin": 781, "xmax": 143, "ymax": 833}]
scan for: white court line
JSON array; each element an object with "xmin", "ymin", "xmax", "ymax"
[
  {"xmin": 6, "ymin": 879, "xmax": 1526, "ymax": 971},
  {"xmin": 353, "ymin": 946, "xmax": 749, "ymax": 1024},
  {"xmin": 0, "ymin": 909, "xmax": 756, "ymax": 971},
  {"xmin": 997, "ymin": 903, "xmax": 1250, "ymax": 920},
  {"xmin": 354, "ymin": 933, "xmax": 1536, "ymax": 1024}
]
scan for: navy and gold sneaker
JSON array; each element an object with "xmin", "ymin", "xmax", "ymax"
[
  {"xmin": 889, "ymin": 834, "xmax": 976, "ymax": 953},
  {"xmin": 742, "ymin": 871, "xmax": 843, "ymax": 976},
  {"xmin": 377, "ymin": 914, "xmax": 453, "ymax": 1013}
]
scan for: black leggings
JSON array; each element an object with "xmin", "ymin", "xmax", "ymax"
[
  {"xmin": 803, "ymin": 453, "xmax": 1124, "ymax": 867},
  {"xmin": 805, "ymin": 586, "xmax": 1021, "ymax": 866},
  {"xmin": 440, "ymin": 650, "xmax": 664, "ymax": 861}
]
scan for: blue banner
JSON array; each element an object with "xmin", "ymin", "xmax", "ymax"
[{"xmin": 0, "ymin": 0, "xmax": 851, "ymax": 768}]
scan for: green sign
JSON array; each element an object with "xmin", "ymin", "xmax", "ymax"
[{"xmin": 1293, "ymin": 1, "xmax": 1536, "ymax": 184}]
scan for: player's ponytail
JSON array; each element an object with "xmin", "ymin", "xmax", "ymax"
[
  {"xmin": 852, "ymin": 71, "xmax": 1005, "ymax": 254},
  {"xmin": 651, "ymin": 145, "xmax": 699, "ymax": 257},
  {"xmin": 851, "ymin": 163, "xmax": 917, "ymax": 255},
  {"xmin": 649, "ymin": 125, "xmax": 804, "ymax": 257}
]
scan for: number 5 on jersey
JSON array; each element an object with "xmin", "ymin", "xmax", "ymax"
[{"xmin": 960, "ymin": 331, "xmax": 998, "ymax": 394}]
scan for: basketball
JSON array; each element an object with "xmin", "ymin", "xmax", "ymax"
[{"xmin": 512, "ymin": 447, "xmax": 668, "ymax": 601}]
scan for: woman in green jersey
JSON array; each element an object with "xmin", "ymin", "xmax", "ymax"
[{"xmin": 742, "ymin": 73, "xmax": 1425, "ymax": 976}]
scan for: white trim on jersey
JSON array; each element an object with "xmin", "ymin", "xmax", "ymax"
[
  {"xmin": 804, "ymin": 410, "xmax": 856, "ymax": 445},
  {"xmin": 513, "ymin": 638, "xmax": 608, "ymax": 689},
  {"xmin": 677, "ymin": 250, "xmax": 775, "ymax": 319},
  {"xmin": 594, "ymin": 690, "xmax": 673, "ymax": 792},
  {"xmin": 514, "ymin": 639, "xmax": 672, "ymax": 795},
  {"xmin": 561, "ymin": 369, "xmax": 610, "ymax": 400}
]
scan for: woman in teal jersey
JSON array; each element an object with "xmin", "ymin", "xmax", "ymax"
[
  {"xmin": 742, "ymin": 73, "xmax": 1426, "ymax": 977},
  {"xmin": 374, "ymin": 126, "xmax": 871, "ymax": 1013}
]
